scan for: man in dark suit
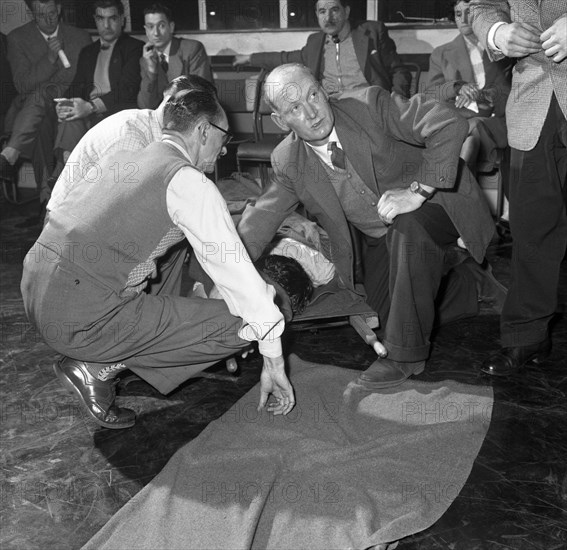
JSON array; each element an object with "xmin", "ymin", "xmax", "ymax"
[
  {"xmin": 0, "ymin": 0, "xmax": 91, "ymax": 212},
  {"xmin": 426, "ymin": 0, "xmax": 513, "ymax": 174},
  {"xmin": 53, "ymin": 0, "xmax": 143, "ymax": 166},
  {"xmin": 470, "ymin": 0, "xmax": 567, "ymax": 376},
  {"xmin": 233, "ymin": 0, "xmax": 411, "ymax": 97},
  {"xmin": 138, "ymin": 2, "xmax": 213, "ymax": 109},
  {"xmin": 238, "ymin": 63, "xmax": 503, "ymax": 388}
]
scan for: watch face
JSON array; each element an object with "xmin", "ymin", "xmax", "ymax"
[{"xmin": 411, "ymin": 181, "xmax": 419, "ymax": 193}]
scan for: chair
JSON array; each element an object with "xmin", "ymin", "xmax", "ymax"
[{"xmin": 235, "ymin": 68, "xmax": 288, "ymax": 187}]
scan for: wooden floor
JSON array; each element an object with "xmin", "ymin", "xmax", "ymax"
[{"xmin": 1, "ymin": 194, "xmax": 566, "ymax": 550}]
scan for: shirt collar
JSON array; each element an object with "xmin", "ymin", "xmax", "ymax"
[
  {"xmin": 157, "ymin": 41, "xmax": 172, "ymax": 60},
  {"xmin": 305, "ymin": 127, "xmax": 341, "ymax": 168},
  {"xmin": 99, "ymin": 37, "xmax": 118, "ymax": 51},
  {"xmin": 327, "ymin": 21, "xmax": 351, "ymax": 44},
  {"xmin": 464, "ymin": 34, "xmax": 483, "ymax": 52},
  {"xmin": 305, "ymin": 127, "xmax": 341, "ymax": 152},
  {"xmin": 38, "ymin": 25, "xmax": 59, "ymax": 41},
  {"xmin": 162, "ymin": 137, "xmax": 195, "ymax": 165}
]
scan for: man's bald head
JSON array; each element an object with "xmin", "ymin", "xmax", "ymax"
[{"xmin": 263, "ymin": 64, "xmax": 318, "ymax": 113}]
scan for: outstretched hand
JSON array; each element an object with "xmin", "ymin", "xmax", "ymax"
[{"xmin": 258, "ymin": 355, "xmax": 295, "ymax": 416}]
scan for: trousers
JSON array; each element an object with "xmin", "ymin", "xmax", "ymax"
[
  {"xmin": 501, "ymin": 94, "xmax": 567, "ymax": 347},
  {"xmin": 362, "ymin": 202, "xmax": 479, "ymax": 362},
  {"xmin": 21, "ymin": 242, "xmax": 249, "ymax": 394}
]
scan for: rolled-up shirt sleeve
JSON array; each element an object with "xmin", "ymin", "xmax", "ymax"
[{"xmin": 166, "ymin": 166, "xmax": 284, "ymax": 357}]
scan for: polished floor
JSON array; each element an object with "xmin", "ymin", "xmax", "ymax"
[{"xmin": 1, "ymin": 195, "xmax": 566, "ymax": 550}]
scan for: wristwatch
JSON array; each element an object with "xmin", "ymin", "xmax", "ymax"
[{"xmin": 410, "ymin": 180, "xmax": 435, "ymax": 200}]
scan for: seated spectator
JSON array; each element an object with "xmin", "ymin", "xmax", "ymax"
[
  {"xmin": 233, "ymin": 0, "xmax": 410, "ymax": 98},
  {"xmin": 425, "ymin": 0, "xmax": 513, "ymax": 175},
  {"xmin": 53, "ymin": 0, "xmax": 143, "ymax": 176},
  {"xmin": 0, "ymin": 0, "xmax": 91, "ymax": 221},
  {"xmin": 138, "ymin": 2, "xmax": 213, "ymax": 109}
]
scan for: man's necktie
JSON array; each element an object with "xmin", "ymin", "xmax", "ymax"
[
  {"xmin": 328, "ymin": 141, "xmax": 346, "ymax": 170},
  {"xmin": 159, "ymin": 53, "xmax": 169, "ymax": 73}
]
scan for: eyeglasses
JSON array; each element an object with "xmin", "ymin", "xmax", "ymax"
[{"xmin": 209, "ymin": 121, "xmax": 233, "ymax": 146}]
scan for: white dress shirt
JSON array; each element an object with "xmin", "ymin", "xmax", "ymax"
[{"xmin": 164, "ymin": 139, "xmax": 285, "ymax": 358}]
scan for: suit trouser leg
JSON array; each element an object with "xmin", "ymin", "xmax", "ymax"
[
  {"xmin": 5, "ymin": 93, "xmax": 57, "ymax": 199},
  {"xmin": 21, "ymin": 253, "xmax": 250, "ymax": 395},
  {"xmin": 363, "ymin": 203, "xmax": 478, "ymax": 363},
  {"xmin": 501, "ymin": 95, "xmax": 567, "ymax": 347},
  {"xmin": 129, "ymin": 241, "xmax": 197, "ymax": 392}
]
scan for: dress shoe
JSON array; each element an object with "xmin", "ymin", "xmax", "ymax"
[
  {"xmin": 480, "ymin": 338, "xmax": 551, "ymax": 376},
  {"xmin": 357, "ymin": 358, "xmax": 425, "ymax": 389},
  {"xmin": 463, "ymin": 258, "xmax": 507, "ymax": 314},
  {"xmin": 54, "ymin": 357, "xmax": 136, "ymax": 429}
]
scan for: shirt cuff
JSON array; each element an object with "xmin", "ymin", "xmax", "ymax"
[
  {"xmin": 257, "ymin": 336, "xmax": 283, "ymax": 358},
  {"xmin": 91, "ymin": 97, "xmax": 107, "ymax": 114},
  {"xmin": 488, "ymin": 22, "xmax": 507, "ymax": 52}
]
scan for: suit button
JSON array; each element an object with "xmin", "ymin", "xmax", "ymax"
[{"xmin": 360, "ymin": 190, "xmax": 365, "ymax": 194}]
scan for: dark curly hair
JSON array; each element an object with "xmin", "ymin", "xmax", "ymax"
[{"xmin": 255, "ymin": 255, "xmax": 313, "ymax": 316}]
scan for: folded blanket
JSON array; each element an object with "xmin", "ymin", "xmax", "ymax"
[{"xmin": 83, "ymin": 355, "xmax": 492, "ymax": 550}]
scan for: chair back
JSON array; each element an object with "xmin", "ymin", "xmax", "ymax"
[
  {"xmin": 404, "ymin": 62, "xmax": 422, "ymax": 96},
  {"xmin": 250, "ymin": 69, "xmax": 271, "ymax": 141}
]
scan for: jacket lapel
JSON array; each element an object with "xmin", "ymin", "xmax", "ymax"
[
  {"xmin": 351, "ymin": 24, "xmax": 370, "ymax": 80},
  {"xmin": 168, "ymin": 37, "xmax": 183, "ymax": 77},
  {"xmin": 448, "ymin": 35, "xmax": 474, "ymax": 83}
]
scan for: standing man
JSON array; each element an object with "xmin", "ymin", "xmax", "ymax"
[
  {"xmin": 233, "ymin": 0, "xmax": 411, "ymax": 97},
  {"xmin": 138, "ymin": 3, "xmax": 213, "ymax": 109},
  {"xmin": 238, "ymin": 64, "xmax": 502, "ymax": 388},
  {"xmin": 0, "ymin": 0, "xmax": 91, "ymax": 214},
  {"xmin": 470, "ymin": 1, "xmax": 567, "ymax": 375},
  {"xmin": 53, "ymin": 0, "xmax": 143, "ymax": 168},
  {"xmin": 22, "ymin": 88, "xmax": 294, "ymax": 429}
]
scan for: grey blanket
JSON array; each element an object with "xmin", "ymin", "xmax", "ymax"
[{"xmin": 83, "ymin": 355, "xmax": 492, "ymax": 550}]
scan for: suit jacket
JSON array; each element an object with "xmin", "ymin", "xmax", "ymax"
[
  {"xmin": 138, "ymin": 37, "xmax": 214, "ymax": 109},
  {"xmin": 470, "ymin": 0, "xmax": 567, "ymax": 150},
  {"xmin": 7, "ymin": 21, "xmax": 91, "ymax": 96},
  {"xmin": 426, "ymin": 34, "xmax": 512, "ymax": 118},
  {"xmin": 249, "ymin": 21, "xmax": 411, "ymax": 97},
  {"xmin": 66, "ymin": 34, "xmax": 143, "ymax": 115},
  {"xmin": 238, "ymin": 87, "xmax": 495, "ymax": 290}
]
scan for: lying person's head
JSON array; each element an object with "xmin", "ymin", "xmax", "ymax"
[{"xmin": 255, "ymin": 254, "xmax": 313, "ymax": 319}]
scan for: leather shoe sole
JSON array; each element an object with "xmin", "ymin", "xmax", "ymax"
[
  {"xmin": 54, "ymin": 357, "xmax": 136, "ymax": 429},
  {"xmin": 357, "ymin": 358, "xmax": 425, "ymax": 389},
  {"xmin": 480, "ymin": 338, "xmax": 551, "ymax": 376}
]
